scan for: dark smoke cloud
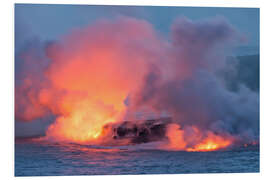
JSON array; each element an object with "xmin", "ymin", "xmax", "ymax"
[
  {"xmin": 131, "ymin": 16, "xmax": 259, "ymax": 142},
  {"xmin": 15, "ymin": 38, "xmax": 51, "ymax": 121},
  {"xmin": 15, "ymin": 19, "xmax": 55, "ymax": 136}
]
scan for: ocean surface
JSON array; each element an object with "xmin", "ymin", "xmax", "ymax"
[{"xmin": 15, "ymin": 138, "xmax": 259, "ymax": 176}]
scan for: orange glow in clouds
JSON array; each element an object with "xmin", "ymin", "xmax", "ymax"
[{"xmin": 40, "ymin": 18, "xmax": 163, "ymax": 144}]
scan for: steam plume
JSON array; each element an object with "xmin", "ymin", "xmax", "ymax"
[{"xmin": 15, "ymin": 16, "xmax": 259, "ymax": 150}]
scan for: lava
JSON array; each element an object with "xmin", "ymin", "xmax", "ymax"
[
  {"xmin": 15, "ymin": 17, "xmax": 259, "ymax": 151},
  {"xmin": 162, "ymin": 124, "xmax": 233, "ymax": 151},
  {"xmin": 186, "ymin": 132, "xmax": 233, "ymax": 152}
]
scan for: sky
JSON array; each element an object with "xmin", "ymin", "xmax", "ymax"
[{"xmin": 15, "ymin": 4, "xmax": 259, "ymax": 47}]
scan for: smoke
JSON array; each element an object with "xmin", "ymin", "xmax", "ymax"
[
  {"xmin": 15, "ymin": 16, "xmax": 259, "ymax": 149},
  {"xmin": 130, "ymin": 16, "xmax": 259, "ymax": 145}
]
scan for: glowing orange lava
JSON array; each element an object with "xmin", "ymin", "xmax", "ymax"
[
  {"xmin": 186, "ymin": 132, "xmax": 232, "ymax": 152},
  {"xmin": 162, "ymin": 123, "xmax": 233, "ymax": 151}
]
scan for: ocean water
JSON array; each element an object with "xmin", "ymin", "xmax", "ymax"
[{"xmin": 15, "ymin": 138, "xmax": 259, "ymax": 176}]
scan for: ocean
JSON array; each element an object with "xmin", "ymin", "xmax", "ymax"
[{"xmin": 15, "ymin": 138, "xmax": 259, "ymax": 176}]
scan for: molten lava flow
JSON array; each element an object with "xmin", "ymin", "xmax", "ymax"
[
  {"xmin": 186, "ymin": 132, "xmax": 232, "ymax": 152},
  {"xmin": 163, "ymin": 123, "xmax": 233, "ymax": 151}
]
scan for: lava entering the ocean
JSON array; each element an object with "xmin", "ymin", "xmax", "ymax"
[{"xmin": 15, "ymin": 17, "xmax": 259, "ymax": 151}]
